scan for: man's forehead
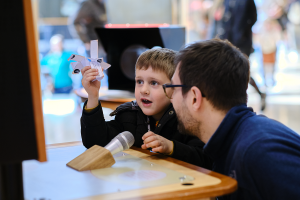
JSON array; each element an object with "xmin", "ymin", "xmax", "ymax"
[{"xmin": 171, "ymin": 67, "xmax": 180, "ymax": 84}]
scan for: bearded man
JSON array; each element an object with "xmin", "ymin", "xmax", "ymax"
[{"xmin": 167, "ymin": 38, "xmax": 300, "ymax": 200}]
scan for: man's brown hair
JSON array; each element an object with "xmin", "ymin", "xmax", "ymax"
[
  {"xmin": 136, "ymin": 48, "xmax": 177, "ymax": 79},
  {"xmin": 175, "ymin": 38, "xmax": 250, "ymax": 111}
]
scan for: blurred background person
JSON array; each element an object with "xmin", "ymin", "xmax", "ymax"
[
  {"xmin": 206, "ymin": 0, "xmax": 224, "ymax": 40},
  {"xmin": 219, "ymin": 0, "xmax": 267, "ymax": 111},
  {"xmin": 70, "ymin": 0, "xmax": 107, "ymax": 59},
  {"xmin": 286, "ymin": 0, "xmax": 300, "ymax": 52},
  {"xmin": 265, "ymin": 0, "xmax": 289, "ymax": 36},
  {"xmin": 257, "ymin": 19, "xmax": 281, "ymax": 87},
  {"xmin": 40, "ymin": 34, "xmax": 74, "ymax": 94}
]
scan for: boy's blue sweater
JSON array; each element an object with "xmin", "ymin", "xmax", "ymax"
[{"xmin": 204, "ymin": 104, "xmax": 300, "ymax": 200}]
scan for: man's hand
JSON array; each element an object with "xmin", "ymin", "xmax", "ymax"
[
  {"xmin": 81, "ymin": 66, "xmax": 101, "ymax": 108},
  {"xmin": 142, "ymin": 131, "xmax": 173, "ymax": 155}
]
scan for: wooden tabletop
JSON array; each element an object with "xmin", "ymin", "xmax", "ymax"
[{"xmin": 23, "ymin": 142, "xmax": 237, "ymax": 200}]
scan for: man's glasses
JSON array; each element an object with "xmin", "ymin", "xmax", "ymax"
[{"xmin": 162, "ymin": 83, "xmax": 206, "ymax": 99}]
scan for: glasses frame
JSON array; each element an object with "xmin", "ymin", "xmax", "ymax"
[{"xmin": 162, "ymin": 83, "xmax": 206, "ymax": 99}]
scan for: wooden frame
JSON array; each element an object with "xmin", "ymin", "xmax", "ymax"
[{"xmin": 23, "ymin": 0, "xmax": 47, "ymax": 162}]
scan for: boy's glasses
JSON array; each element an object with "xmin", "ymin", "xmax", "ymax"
[{"xmin": 162, "ymin": 83, "xmax": 206, "ymax": 99}]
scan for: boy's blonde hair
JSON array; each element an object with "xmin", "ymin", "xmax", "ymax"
[{"xmin": 136, "ymin": 48, "xmax": 177, "ymax": 79}]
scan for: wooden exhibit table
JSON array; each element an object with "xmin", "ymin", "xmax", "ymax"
[
  {"xmin": 23, "ymin": 142, "xmax": 237, "ymax": 200},
  {"xmin": 74, "ymin": 88, "xmax": 136, "ymax": 110}
]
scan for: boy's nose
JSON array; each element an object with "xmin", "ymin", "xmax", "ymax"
[
  {"xmin": 142, "ymin": 89, "xmax": 149, "ymax": 95},
  {"xmin": 141, "ymin": 85, "xmax": 150, "ymax": 95}
]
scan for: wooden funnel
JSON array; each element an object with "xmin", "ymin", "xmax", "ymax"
[{"xmin": 67, "ymin": 145, "xmax": 115, "ymax": 171}]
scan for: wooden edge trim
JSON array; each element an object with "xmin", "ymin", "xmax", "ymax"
[
  {"xmin": 129, "ymin": 146, "xmax": 238, "ymax": 199},
  {"xmin": 39, "ymin": 17, "xmax": 69, "ymax": 26},
  {"xmin": 23, "ymin": 0, "xmax": 47, "ymax": 162},
  {"xmin": 47, "ymin": 141, "xmax": 83, "ymax": 149}
]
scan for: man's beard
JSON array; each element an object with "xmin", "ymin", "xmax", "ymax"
[{"xmin": 176, "ymin": 102, "xmax": 201, "ymax": 139}]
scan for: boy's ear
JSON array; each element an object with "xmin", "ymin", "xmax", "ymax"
[{"xmin": 190, "ymin": 86, "xmax": 203, "ymax": 111}]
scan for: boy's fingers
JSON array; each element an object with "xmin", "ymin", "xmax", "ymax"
[
  {"xmin": 141, "ymin": 144, "xmax": 147, "ymax": 149},
  {"xmin": 87, "ymin": 76, "xmax": 97, "ymax": 82},
  {"xmin": 143, "ymin": 135, "xmax": 157, "ymax": 144},
  {"xmin": 81, "ymin": 66, "xmax": 91, "ymax": 75},
  {"xmin": 145, "ymin": 140, "xmax": 161, "ymax": 148},
  {"xmin": 142, "ymin": 132, "xmax": 152, "ymax": 140},
  {"xmin": 84, "ymin": 70, "xmax": 99, "ymax": 78},
  {"xmin": 84, "ymin": 68, "xmax": 97, "ymax": 74},
  {"xmin": 83, "ymin": 72, "xmax": 98, "ymax": 82},
  {"xmin": 84, "ymin": 75, "xmax": 96, "ymax": 83},
  {"xmin": 152, "ymin": 146, "xmax": 163, "ymax": 153},
  {"xmin": 84, "ymin": 73, "xmax": 95, "ymax": 80},
  {"xmin": 142, "ymin": 131, "xmax": 155, "ymax": 140}
]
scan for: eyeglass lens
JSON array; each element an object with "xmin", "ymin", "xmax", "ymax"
[{"xmin": 164, "ymin": 85, "xmax": 174, "ymax": 99}]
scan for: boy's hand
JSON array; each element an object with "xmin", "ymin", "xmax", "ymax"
[
  {"xmin": 81, "ymin": 66, "xmax": 101, "ymax": 96},
  {"xmin": 81, "ymin": 66, "xmax": 101, "ymax": 108},
  {"xmin": 141, "ymin": 131, "xmax": 173, "ymax": 155}
]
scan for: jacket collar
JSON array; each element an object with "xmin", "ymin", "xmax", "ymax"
[
  {"xmin": 110, "ymin": 100, "xmax": 175, "ymax": 126},
  {"xmin": 109, "ymin": 100, "xmax": 139, "ymax": 116},
  {"xmin": 157, "ymin": 103, "xmax": 175, "ymax": 123},
  {"xmin": 135, "ymin": 102, "xmax": 176, "ymax": 133},
  {"xmin": 204, "ymin": 104, "xmax": 255, "ymax": 160}
]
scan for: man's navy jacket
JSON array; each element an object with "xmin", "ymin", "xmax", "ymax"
[{"xmin": 204, "ymin": 104, "xmax": 300, "ymax": 200}]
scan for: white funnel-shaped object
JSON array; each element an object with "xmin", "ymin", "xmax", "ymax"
[{"xmin": 104, "ymin": 131, "xmax": 135, "ymax": 155}]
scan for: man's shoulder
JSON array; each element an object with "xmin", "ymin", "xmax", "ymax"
[
  {"xmin": 237, "ymin": 116, "xmax": 300, "ymax": 160},
  {"xmin": 232, "ymin": 114, "xmax": 300, "ymax": 157},
  {"xmin": 241, "ymin": 114, "xmax": 297, "ymax": 135}
]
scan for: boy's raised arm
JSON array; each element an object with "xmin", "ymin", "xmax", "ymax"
[{"xmin": 81, "ymin": 66, "xmax": 101, "ymax": 109}]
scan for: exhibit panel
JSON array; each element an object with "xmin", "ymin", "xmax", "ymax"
[
  {"xmin": 1, "ymin": 1, "xmax": 47, "ymax": 199},
  {"xmin": 23, "ymin": 143, "xmax": 237, "ymax": 200}
]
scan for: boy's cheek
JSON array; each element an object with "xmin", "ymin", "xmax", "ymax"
[
  {"xmin": 134, "ymin": 89, "xmax": 140, "ymax": 101},
  {"xmin": 135, "ymin": 99, "xmax": 141, "ymax": 108}
]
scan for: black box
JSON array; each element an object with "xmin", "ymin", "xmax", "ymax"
[{"xmin": 95, "ymin": 25, "xmax": 185, "ymax": 91}]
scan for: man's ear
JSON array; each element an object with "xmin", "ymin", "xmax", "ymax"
[{"xmin": 190, "ymin": 86, "xmax": 203, "ymax": 111}]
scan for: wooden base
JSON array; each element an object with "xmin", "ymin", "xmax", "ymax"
[{"xmin": 66, "ymin": 145, "xmax": 115, "ymax": 171}]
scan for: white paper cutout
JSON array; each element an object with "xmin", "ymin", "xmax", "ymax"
[{"xmin": 67, "ymin": 40, "xmax": 111, "ymax": 82}]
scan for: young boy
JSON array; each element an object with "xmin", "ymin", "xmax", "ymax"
[{"xmin": 80, "ymin": 48, "xmax": 213, "ymax": 168}]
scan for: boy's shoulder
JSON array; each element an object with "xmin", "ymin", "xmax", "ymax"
[{"xmin": 109, "ymin": 100, "xmax": 140, "ymax": 116}]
